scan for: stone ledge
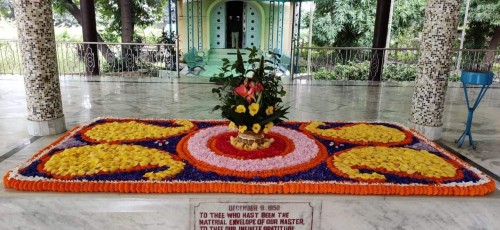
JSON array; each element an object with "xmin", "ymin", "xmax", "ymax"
[
  {"xmin": 407, "ymin": 122, "xmax": 442, "ymax": 140},
  {"xmin": 27, "ymin": 116, "xmax": 66, "ymax": 136}
]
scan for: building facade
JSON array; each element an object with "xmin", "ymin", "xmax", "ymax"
[{"xmin": 176, "ymin": 0, "xmax": 298, "ymax": 56}]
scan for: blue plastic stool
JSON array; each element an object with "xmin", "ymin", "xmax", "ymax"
[{"xmin": 455, "ymin": 71, "xmax": 494, "ymax": 149}]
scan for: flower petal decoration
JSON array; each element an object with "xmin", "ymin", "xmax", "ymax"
[
  {"xmin": 266, "ymin": 106, "xmax": 274, "ymax": 115},
  {"xmin": 3, "ymin": 118, "xmax": 495, "ymax": 195},
  {"xmin": 249, "ymin": 103, "xmax": 259, "ymax": 116},
  {"xmin": 252, "ymin": 123, "xmax": 261, "ymax": 134},
  {"xmin": 234, "ymin": 84, "xmax": 248, "ymax": 97},
  {"xmin": 235, "ymin": 105, "xmax": 246, "ymax": 113},
  {"xmin": 263, "ymin": 122, "xmax": 274, "ymax": 134},
  {"xmin": 42, "ymin": 144, "xmax": 185, "ymax": 181},
  {"xmin": 254, "ymin": 82, "xmax": 264, "ymax": 93},
  {"xmin": 328, "ymin": 146, "xmax": 461, "ymax": 182},
  {"xmin": 228, "ymin": 122, "xmax": 237, "ymax": 130},
  {"xmin": 81, "ymin": 119, "xmax": 196, "ymax": 143},
  {"xmin": 177, "ymin": 125, "xmax": 327, "ymax": 178},
  {"xmin": 238, "ymin": 125, "xmax": 247, "ymax": 133},
  {"xmin": 301, "ymin": 122, "xmax": 412, "ymax": 146}
]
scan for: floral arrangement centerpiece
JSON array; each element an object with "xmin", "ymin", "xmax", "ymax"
[{"xmin": 212, "ymin": 47, "xmax": 289, "ymax": 150}]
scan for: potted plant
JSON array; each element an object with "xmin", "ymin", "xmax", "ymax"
[
  {"xmin": 212, "ymin": 47, "xmax": 289, "ymax": 150},
  {"xmin": 460, "ymin": 62, "xmax": 494, "ymax": 85}
]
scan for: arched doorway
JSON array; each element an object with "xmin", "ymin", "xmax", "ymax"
[
  {"xmin": 210, "ymin": 3, "xmax": 227, "ymax": 48},
  {"xmin": 242, "ymin": 2, "xmax": 261, "ymax": 48},
  {"xmin": 226, "ymin": 1, "xmax": 244, "ymax": 49},
  {"xmin": 209, "ymin": 1, "xmax": 262, "ymax": 49}
]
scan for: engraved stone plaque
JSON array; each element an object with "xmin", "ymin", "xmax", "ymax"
[{"xmin": 191, "ymin": 201, "xmax": 319, "ymax": 230}]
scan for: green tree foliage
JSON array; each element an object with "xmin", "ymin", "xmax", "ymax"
[
  {"xmin": 95, "ymin": 0, "xmax": 166, "ymax": 37},
  {"xmin": 303, "ymin": 0, "xmax": 426, "ymax": 47},
  {"xmin": 0, "ymin": 0, "xmax": 14, "ymax": 20},
  {"xmin": 463, "ymin": 0, "xmax": 500, "ymax": 49},
  {"xmin": 53, "ymin": 0, "xmax": 80, "ymax": 15},
  {"xmin": 390, "ymin": 0, "xmax": 425, "ymax": 47},
  {"xmin": 305, "ymin": 0, "xmax": 375, "ymax": 47},
  {"xmin": 53, "ymin": 0, "xmax": 166, "ymax": 42}
]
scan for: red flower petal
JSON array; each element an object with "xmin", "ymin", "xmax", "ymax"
[{"xmin": 234, "ymin": 85, "xmax": 248, "ymax": 97}]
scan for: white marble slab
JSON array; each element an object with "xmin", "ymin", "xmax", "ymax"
[{"xmin": 0, "ymin": 194, "xmax": 499, "ymax": 230}]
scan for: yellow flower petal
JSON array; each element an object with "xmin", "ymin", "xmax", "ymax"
[
  {"xmin": 235, "ymin": 105, "xmax": 246, "ymax": 113},
  {"xmin": 265, "ymin": 106, "xmax": 274, "ymax": 115},
  {"xmin": 252, "ymin": 123, "xmax": 261, "ymax": 134},
  {"xmin": 265, "ymin": 122, "xmax": 274, "ymax": 130},
  {"xmin": 249, "ymin": 103, "xmax": 259, "ymax": 116},
  {"xmin": 228, "ymin": 122, "xmax": 237, "ymax": 130},
  {"xmin": 263, "ymin": 127, "xmax": 270, "ymax": 134}
]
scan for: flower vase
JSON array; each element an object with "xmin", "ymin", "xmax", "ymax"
[{"xmin": 237, "ymin": 130, "xmax": 265, "ymax": 145}]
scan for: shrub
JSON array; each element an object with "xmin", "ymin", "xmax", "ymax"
[
  {"xmin": 312, "ymin": 61, "xmax": 423, "ymax": 81},
  {"xmin": 313, "ymin": 67, "xmax": 335, "ymax": 80},
  {"xmin": 383, "ymin": 63, "xmax": 418, "ymax": 81},
  {"xmin": 449, "ymin": 73, "xmax": 460, "ymax": 82},
  {"xmin": 312, "ymin": 61, "xmax": 370, "ymax": 80}
]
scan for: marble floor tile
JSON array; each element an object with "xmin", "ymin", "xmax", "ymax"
[{"xmin": 1, "ymin": 76, "xmax": 500, "ymax": 229}]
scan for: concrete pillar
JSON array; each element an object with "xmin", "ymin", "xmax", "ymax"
[
  {"xmin": 13, "ymin": 0, "xmax": 66, "ymax": 136},
  {"xmin": 409, "ymin": 0, "xmax": 462, "ymax": 140}
]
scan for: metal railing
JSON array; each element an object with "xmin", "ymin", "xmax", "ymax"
[
  {"xmin": 0, "ymin": 40, "xmax": 179, "ymax": 78},
  {"xmin": 0, "ymin": 40, "xmax": 22, "ymax": 75},
  {"xmin": 291, "ymin": 47, "xmax": 417, "ymax": 81},
  {"xmin": 293, "ymin": 47, "xmax": 500, "ymax": 82},
  {"xmin": 1, "ymin": 39, "xmax": 499, "ymax": 82}
]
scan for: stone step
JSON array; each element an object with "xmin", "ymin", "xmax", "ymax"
[
  {"xmin": 209, "ymin": 48, "xmax": 249, "ymax": 55},
  {"xmin": 207, "ymin": 53, "xmax": 248, "ymax": 60},
  {"xmin": 207, "ymin": 54, "xmax": 240, "ymax": 60},
  {"xmin": 207, "ymin": 54, "xmax": 246, "ymax": 66},
  {"xmin": 206, "ymin": 48, "xmax": 261, "ymax": 70},
  {"xmin": 207, "ymin": 61, "xmax": 226, "ymax": 66}
]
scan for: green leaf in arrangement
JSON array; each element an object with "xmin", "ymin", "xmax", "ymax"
[{"xmin": 212, "ymin": 105, "xmax": 221, "ymax": 112}]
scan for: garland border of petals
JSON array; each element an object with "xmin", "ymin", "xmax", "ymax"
[{"xmin": 3, "ymin": 118, "xmax": 496, "ymax": 196}]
